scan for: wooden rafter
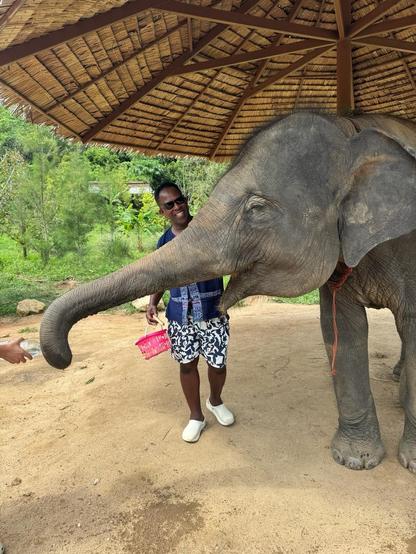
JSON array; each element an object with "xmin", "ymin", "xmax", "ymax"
[
  {"xmin": 44, "ymin": 21, "xmax": 185, "ymax": 112},
  {"xmin": 355, "ymin": 14, "xmax": 416, "ymax": 38},
  {"xmin": 247, "ymin": 45, "xmax": 335, "ymax": 99},
  {"xmin": 209, "ymin": 0, "xmax": 307, "ymax": 159},
  {"xmin": 80, "ymin": 0, "xmax": 276, "ymax": 142},
  {"xmin": 353, "ymin": 36, "xmax": 416, "ymax": 55},
  {"xmin": 334, "ymin": 0, "xmax": 350, "ymax": 39},
  {"xmin": 153, "ymin": 0, "xmax": 337, "ymax": 41},
  {"xmin": 187, "ymin": 17, "xmax": 193, "ymax": 52},
  {"xmin": 337, "ymin": 39, "xmax": 354, "ymax": 114},
  {"xmin": 80, "ymin": 39, "xmax": 327, "ymax": 140},
  {"xmin": 0, "ymin": 0, "xmax": 26, "ymax": 32},
  {"xmin": 156, "ymin": 0, "xmax": 303, "ymax": 152},
  {"xmin": 0, "ymin": 0, "xmax": 160, "ymax": 67},
  {"xmin": 335, "ymin": 0, "xmax": 353, "ymax": 114},
  {"xmin": 0, "ymin": 78, "xmax": 80, "ymax": 137},
  {"xmin": 293, "ymin": 1, "xmax": 327, "ymax": 111},
  {"xmin": 161, "ymin": 39, "xmax": 329, "ymax": 76},
  {"xmin": 348, "ymin": 0, "xmax": 404, "ymax": 37}
]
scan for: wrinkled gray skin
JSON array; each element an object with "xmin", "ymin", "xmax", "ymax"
[{"xmin": 41, "ymin": 112, "xmax": 416, "ymax": 473}]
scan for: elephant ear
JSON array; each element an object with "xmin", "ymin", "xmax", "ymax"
[{"xmin": 339, "ymin": 126, "xmax": 416, "ymax": 267}]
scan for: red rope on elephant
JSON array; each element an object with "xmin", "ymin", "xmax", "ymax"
[{"xmin": 327, "ymin": 264, "xmax": 353, "ymax": 376}]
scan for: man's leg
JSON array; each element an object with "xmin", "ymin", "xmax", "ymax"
[
  {"xmin": 200, "ymin": 317, "xmax": 234, "ymax": 425},
  {"xmin": 180, "ymin": 357, "xmax": 204, "ymax": 421},
  {"xmin": 207, "ymin": 364, "xmax": 226, "ymax": 406}
]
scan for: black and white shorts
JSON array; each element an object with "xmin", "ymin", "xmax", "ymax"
[{"xmin": 167, "ymin": 316, "xmax": 229, "ymax": 369}]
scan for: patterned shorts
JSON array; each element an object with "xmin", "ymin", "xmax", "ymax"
[{"xmin": 167, "ymin": 316, "xmax": 229, "ymax": 369}]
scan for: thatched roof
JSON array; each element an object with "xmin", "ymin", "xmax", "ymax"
[{"xmin": 1, "ymin": 0, "xmax": 416, "ymax": 159}]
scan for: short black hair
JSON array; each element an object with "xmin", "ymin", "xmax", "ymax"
[{"xmin": 154, "ymin": 181, "xmax": 182, "ymax": 203}]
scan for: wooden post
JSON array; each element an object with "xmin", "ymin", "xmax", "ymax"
[{"xmin": 337, "ymin": 38, "xmax": 354, "ymax": 115}]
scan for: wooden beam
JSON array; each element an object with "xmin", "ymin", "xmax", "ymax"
[
  {"xmin": 80, "ymin": 0, "xmax": 279, "ymax": 142},
  {"xmin": 210, "ymin": 0, "xmax": 308, "ymax": 158},
  {"xmin": 153, "ymin": 0, "xmax": 337, "ymax": 41},
  {"xmin": 209, "ymin": 45, "xmax": 335, "ymax": 158},
  {"xmin": 45, "ymin": 21, "xmax": 185, "ymax": 112},
  {"xmin": 0, "ymin": 78, "xmax": 80, "ymax": 137},
  {"xmin": 166, "ymin": 39, "xmax": 329, "ymax": 76},
  {"xmin": 354, "ymin": 14, "xmax": 416, "ymax": 38},
  {"xmin": 158, "ymin": 0, "xmax": 306, "ymax": 152},
  {"xmin": 187, "ymin": 18, "xmax": 193, "ymax": 52},
  {"xmin": 334, "ymin": 0, "xmax": 351, "ymax": 39},
  {"xmin": 248, "ymin": 45, "xmax": 335, "ymax": 97},
  {"xmin": 81, "ymin": 39, "xmax": 326, "ymax": 141},
  {"xmin": 337, "ymin": 39, "xmax": 354, "ymax": 114},
  {"xmin": 0, "ymin": 0, "xmax": 157, "ymax": 67},
  {"xmin": 353, "ymin": 36, "xmax": 416, "ymax": 55},
  {"xmin": 0, "ymin": 0, "xmax": 26, "ymax": 32},
  {"xmin": 348, "ymin": 0, "xmax": 406, "ymax": 37}
]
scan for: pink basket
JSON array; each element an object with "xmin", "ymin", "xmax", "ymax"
[{"xmin": 135, "ymin": 328, "xmax": 171, "ymax": 360}]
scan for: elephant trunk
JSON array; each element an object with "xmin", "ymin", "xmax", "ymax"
[{"xmin": 40, "ymin": 219, "xmax": 230, "ymax": 369}]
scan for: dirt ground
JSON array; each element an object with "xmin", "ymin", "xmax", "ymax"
[{"xmin": 1, "ymin": 301, "xmax": 416, "ymax": 554}]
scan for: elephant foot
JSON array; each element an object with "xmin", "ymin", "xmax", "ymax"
[
  {"xmin": 399, "ymin": 419, "xmax": 416, "ymax": 473},
  {"xmin": 398, "ymin": 438, "xmax": 416, "ymax": 473},
  {"xmin": 331, "ymin": 424, "xmax": 385, "ymax": 470}
]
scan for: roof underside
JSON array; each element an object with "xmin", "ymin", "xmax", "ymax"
[{"xmin": 1, "ymin": 0, "xmax": 416, "ymax": 159}]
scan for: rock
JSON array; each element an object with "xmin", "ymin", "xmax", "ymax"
[
  {"xmin": 131, "ymin": 295, "xmax": 164, "ymax": 313},
  {"xmin": 0, "ymin": 541, "xmax": 5, "ymax": 553},
  {"xmin": 11, "ymin": 477, "xmax": 22, "ymax": 486},
  {"xmin": 16, "ymin": 299, "xmax": 46, "ymax": 316}
]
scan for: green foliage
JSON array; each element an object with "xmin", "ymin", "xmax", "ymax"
[
  {"xmin": 155, "ymin": 158, "xmax": 228, "ymax": 211},
  {"xmin": 272, "ymin": 290, "xmax": 319, "ymax": 304},
  {"xmin": 51, "ymin": 150, "xmax": 97, "ymax": 255},
  {"xmin": 137, "ymin": 192, "xmax": 165, "ymax": 235}
]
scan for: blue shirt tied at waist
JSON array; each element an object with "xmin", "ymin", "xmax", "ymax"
[{"xmin": 157, "ymin": 227, "xmax": 224, "ymax": 324}]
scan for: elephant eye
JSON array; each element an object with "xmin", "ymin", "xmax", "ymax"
[{"xmin": 246, "ymin": 197, "xmax": 268, "ymax": 212}]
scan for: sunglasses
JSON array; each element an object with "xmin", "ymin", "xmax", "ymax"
[{"xmin": 162, "ymin": 195, "xmax": 187, "ymax": 210}]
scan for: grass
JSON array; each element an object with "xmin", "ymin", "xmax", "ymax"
[
  {"xmin": 0, "ymin": 231, "xmax": 319, "ymax": 317},
  {"xmin": 0, "ymin": 230, "xmax": 152, "ymax": 316},
  {"xmin": 272, "ymin": 290, "xmax": 319, "ymax": 305},
  {"xmin": 18, "ymin": 327, "xmax": 38, "ymax": 333}
]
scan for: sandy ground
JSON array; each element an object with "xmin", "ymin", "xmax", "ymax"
[{"xmin": 1, "ymin": 301, "xmax": 416, "ymax": 554}]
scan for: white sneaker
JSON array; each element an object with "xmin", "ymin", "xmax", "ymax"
[
  {"xmin": 206, "ymin": 399, "xmax": 235, "ymax": 426},
  {"xmin": 182, "ymin": 419, "xmax": 207, "ymax": 443}
]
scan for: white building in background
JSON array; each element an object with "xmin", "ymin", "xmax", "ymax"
[{"xmin": 88, "ymin": 181, "xmax": 152, "ymax": 195}]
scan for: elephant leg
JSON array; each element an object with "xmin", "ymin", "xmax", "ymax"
[
  {"xmin": 398, "ymin": 317, "xmax": 416, "ymax": 473},
  {"xmin": 393, "ymin": 343, "xmax": 405, "ymax": 382},
  {"xmin": 320, "ymin": 285, "xmax": 385, "ymax": 470},
  {"xmin": 393, "ymin": 316, "xmax": 405, "ymax": 382}
]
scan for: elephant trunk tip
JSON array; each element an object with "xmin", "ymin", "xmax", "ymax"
[{"xmin": 41, "ymin": 342, "xmax": 72, "ymax": 370}]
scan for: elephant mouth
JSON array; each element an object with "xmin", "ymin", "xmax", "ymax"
[{"xmin": 221, "ymin": 266, "xmax": 255, "ymax": 311}]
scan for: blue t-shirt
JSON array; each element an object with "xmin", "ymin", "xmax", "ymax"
[{"xmin": 157, "ymin": 227, "xmax": 224, "ymax": 324}]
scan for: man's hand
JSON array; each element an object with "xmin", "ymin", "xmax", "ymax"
[
  {"xmin": 0, "ymin": 338, "xmax": 33, "ymax": 364},
  {"xmin": 146, "ymin": 304, "xmax": 159, "ymax": 325}
]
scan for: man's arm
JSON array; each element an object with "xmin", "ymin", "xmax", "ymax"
[
  {"xmin": 146, "ymin": 292, "xmax": 164, "ymax": 325},
  {"xmin": 0, "ymin": 338, "xmax": 33, "ymax": 363}
]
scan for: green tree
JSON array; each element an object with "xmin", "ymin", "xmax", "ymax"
[
  {"xmin": 51, "ymin": 150, "xmax": 96, "ymax": 255},
  {"xmin": 0, "ymin": 149, "xmax": 32, "ymax": 258},
  {"xmin": 93, "ymin": 164, "xmax": 131, "ymax": 255},
  {"xmin": 163, "ymin": 158, "xmax": 228, "ymax": 211}
]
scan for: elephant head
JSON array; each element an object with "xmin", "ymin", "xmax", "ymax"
[{"xmin": 40, "ymin": 112, "xmax": 416, "ymax": 368}]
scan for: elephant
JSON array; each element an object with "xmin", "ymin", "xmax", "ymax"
[{"xmin": 40, "ymin": 111, "xmax": 416, "ymax": 473}]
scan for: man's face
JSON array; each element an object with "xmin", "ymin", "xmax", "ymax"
[{"xmin": 158, "ymin": 186, "xmax": 190, "ymax": 226}]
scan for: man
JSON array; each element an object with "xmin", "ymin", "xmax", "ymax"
[
  {"xmin": 0, "ymin": 337, "xmax": 32, "ymax": 363},
  {"xmin": 146, "ymin": 181, "xmax": 234, "ymax": 443}
]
